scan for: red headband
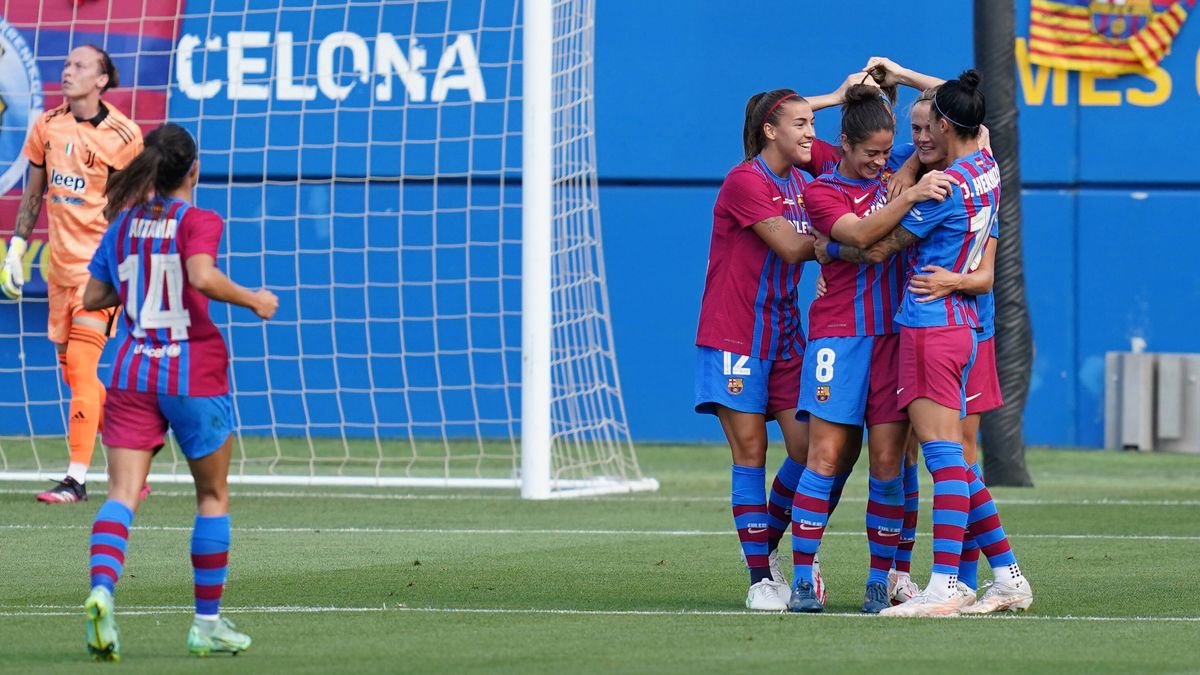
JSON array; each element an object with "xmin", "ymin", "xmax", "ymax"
[{"xmin": 762, "ymin": 93, "xmax": 798, "ymax": 127}]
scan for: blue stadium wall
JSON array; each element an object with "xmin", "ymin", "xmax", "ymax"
[
  {"xmin": 2, "ymin": 1, "xmax": 1197, "ymax": 447},
  {"xmin": 598, "ymin": 1, "xmax": 1199, "ymax": 447}
]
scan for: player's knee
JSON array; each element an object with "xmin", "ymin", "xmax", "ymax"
[{"xmin": 194, "ymin": 484, "xmax": 229, "ymax": 514}]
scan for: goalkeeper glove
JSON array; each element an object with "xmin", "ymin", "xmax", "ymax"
[{"xmin": 2, "ymin": 236, "xmax": 27, "ymax": 300}]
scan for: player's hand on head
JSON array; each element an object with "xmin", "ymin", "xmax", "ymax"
[
  {"xmin": 911, "ymin": 170, "xmax": 954, "ymax": 203},
  {"xmin": 815, "ymin": 271, "xmax": 828, "ymax": 298},
  {"xmin": 252, "ymin": 289, "xmax": 279, "ymax": 320},
  {"xmin": 862, "ymin": 57, "xmax": 902, "ymax": 86},
  {"xmin": 2, "ymin": 237, "xmax": 27, "ymax": 300},
  {"xmin": 908, "ymin": 265, "xmax": 960, "ymax": 302},
  {"xmin": 840, "ymin": 71, "xmax": 880, "ymax": 96}
]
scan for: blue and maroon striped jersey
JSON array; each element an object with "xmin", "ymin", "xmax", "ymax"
[
  {"xmin": 973, "ymin": 230, "xmax": 999, "ymax": 340},
  {"xmin": 696, "ymin": 156, "xmax": 817, "ymax": 360},
  {"xmin": 896, "ymin": 149, "xmax": 1001, "ymax": 329},
  {"xmin": 806, "ymin": 145, "xmax": 916, "ymax": 338},
  {"xmin": 88, "ymin": 197, "xmax": 230, "ymax": 396}
]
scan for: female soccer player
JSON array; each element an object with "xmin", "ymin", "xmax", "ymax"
[
  {"xmin": 813, "ymin": 69, "xmax": 1023, "ymax": 618},
  {"xmin": 901, "ymin": 88, "xmax": 1033, "ymax": 614},
  {"xmin": 695, "ymin": 74, "xmax": 869, "ymax": 611},
  {"xmin": 2, "ymin": 46, "xmax": 147, "ymax": 503},
  {"xmin": 789, "ymin": 84, "xmax": 952, "ymax": 614},
  {"xmin": 79, "ymin": 124, "xmax": 278, "ymax": 660}
]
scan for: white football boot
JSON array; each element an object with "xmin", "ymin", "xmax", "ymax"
[
  {"xmin": 879, "ymin": 587, "xmax": 965, "ymax": 618},
  {"xmin": 812, "ymin": 554, "xmax": 828, "ymax": 605},
  {"xmin": 768, "ymin": 548, "xmax": 787, "ymax": 585},
  {"xmin": 961, "ymin": 574, "xmax": 1033, "ymax": 614},
  {"xmin": 887, "ymin": 569, "xmax": 920, "ymax": 606},
  {"xmin": 745, "ymin": 579, "xmax": 790, "ymax": 611}
]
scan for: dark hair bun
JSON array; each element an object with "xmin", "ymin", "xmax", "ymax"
[
  {"xmin": 958, "ymin": 69, "xmax": 981, "ymax": 93},
  {"xmin": 844, "ymin": 83, "xmax": 881, "ymax": 105}
]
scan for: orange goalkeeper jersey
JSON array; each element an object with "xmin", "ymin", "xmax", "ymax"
[{"xmin": 23, "ymin": 102, "xmax": 144, "ymax": 287}]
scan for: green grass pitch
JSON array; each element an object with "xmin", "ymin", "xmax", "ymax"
[{"xmin": 1, "ymin": 444, "xmax": 1198, "ymax": 673}]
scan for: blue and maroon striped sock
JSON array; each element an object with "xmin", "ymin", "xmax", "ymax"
[
  {"xmin": 90, "ymin": 500, "xmax": 134, "ymax": 593},
  {"xmin": 766, "ymin": 456, "xmax": 805, "ymax": 554},
  {"xmin": 959, "ymin": 529, "xmax": 981, "ymax": 589},
  {"xmin": 731, "ymin": 465, "xmax": 770, "ymax": 585},
  {"xmin": 192, "ymin": 514, "xmax": 231, "ymax": 619},
  {"xmin": 965, "ymin": 463, "xmax": 1020, "ymax": 579},
  {"xmin": 865, "ymin": 475, "xmax": 904, "ymax": 586},
  {"xmin": 893, "ymin": 461, "xmax": 920, "ymax": 574},
  {"xmin": 827, "ymin": 471, "xmax": 851, "ymax": 517},
  {"xmin": 791, "ymin": 470, "xmax": 834, "ymax": 588},
  {"xmin": 923, "ymin": 440, "xmax": 970, "ymax": 596}
]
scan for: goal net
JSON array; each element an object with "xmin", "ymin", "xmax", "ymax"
[{"xmin": 0, "ymin": 0, "xmax": 655, "ymax": 498}]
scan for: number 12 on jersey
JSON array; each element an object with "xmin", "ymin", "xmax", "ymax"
[{"xmin": 117, "ymin": 253, "xmax": 192, "ymax": 340}]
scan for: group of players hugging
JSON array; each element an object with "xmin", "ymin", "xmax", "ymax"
[
  {"xmin": 2, "ymin": 45, "xmax": 275, "ymax": 658},
  {"xmin": 694, "ymin": 57, "xmax": 1034, "ymax": 617}
]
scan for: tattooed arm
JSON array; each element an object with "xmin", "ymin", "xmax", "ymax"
[
  {"xmin": 12, "ymin": 164, "xmax": 46, "ymax": 241},
  {"xmin": 751, "ymin": 216, "xmax": 816, "ymax": 265},
  {"xmin": 820, "ymin": 225, "xmax": 921, "ymax": 266}
]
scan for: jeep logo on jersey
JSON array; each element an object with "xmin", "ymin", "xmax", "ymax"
[
  {"xmin": 0, "ymin": 18, "xmax": 44, "ymax": 195},
  {"xmin": 50, "ymin": 169, "xmax": 87, "ymax": 193}
]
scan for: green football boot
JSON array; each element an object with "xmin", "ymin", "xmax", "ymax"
[
  {"xmin": 84, "ymin": 586, "xmax": 120, "ymax": 662},
  {"xmin": 187, "ymin": 617, "xmax": 252, "ymax": 656}
]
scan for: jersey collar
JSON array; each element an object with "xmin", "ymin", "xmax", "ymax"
[{"xmin": 74, "ymin": 101, "xmax": 110, "ymax": 127}]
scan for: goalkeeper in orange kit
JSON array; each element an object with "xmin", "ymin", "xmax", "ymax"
[{"xmin": 1, "ymin": 45, "xmax": 148, "ymax": 503}]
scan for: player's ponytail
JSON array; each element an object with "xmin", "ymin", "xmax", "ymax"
[
  {"xmin": 932, "ymin": 69, "xmax": 985, "ymax": 139},
  {"xmin": 742, "ymin": 89, "xmax": 808, "ymax": 161},
  {"xmin": 104, "ymin": 124, "xmax": 198, "ymax": 221},
  {"xmin": 840, "ymin": 83, "xmax": 894, "ymax": 147}
]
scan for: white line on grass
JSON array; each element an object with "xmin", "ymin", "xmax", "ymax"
[
  {"xmin": 2, "ymin": 523, "xmax": 1197, "ymax": 541},
  {"xmin": 2, "ymin": 487, "xmax": 1198, "ymax": 507},
  {"xmin": 1, "ymin": 604, "xmax": 1198, "ymax": 623}
]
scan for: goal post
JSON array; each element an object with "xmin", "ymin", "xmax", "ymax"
[
  {"xmin": 0, "ymin": 0, "xmax": 656, "ymax": 499},
  {"xmin": 521, "ymin": 0, "xmax": 553, "ymax": 499}
]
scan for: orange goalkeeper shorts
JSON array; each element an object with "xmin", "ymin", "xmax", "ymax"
[{"xmin": 46, "ymin": 282, "xmax": 117, "ymax": 345}]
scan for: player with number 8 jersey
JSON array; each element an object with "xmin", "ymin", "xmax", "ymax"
[
  {"xmin": 80, "ymin": 124, "xmax": 277, "ymax": 661},
  {"xmin": 693, "ymin": 77, "xmax": 865, "ymax": 613}
]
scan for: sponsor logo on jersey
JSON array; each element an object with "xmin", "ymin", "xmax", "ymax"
[
  {"xmin": 133, "ymin": 342, "xmax": 183, "ymax": 359},
  {"xmin": 727, "ymin": 377, "xmax": 744, "ymax": 395},
  {"xmin": 0, "ymin": 18, "xmax": 44, "ymax": 195},
  {"xmin": 51, "ymin": 195, "xmax": 85, "ymax": 205},
  {"xmin": 815, "ymin": 385, "xmax": 830, "ymax": 403},
  {"xmin": 49, "ymin": 169, "xmax": 87, "ymax": 193}
]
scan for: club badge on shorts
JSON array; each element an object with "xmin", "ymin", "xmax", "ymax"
[
  {"xmin": 727, "ymin": 378, "xmax": 744, "ymax": 395},
  {"xmin": 816, "ymin": 386, "xmax": 830, "ymax": 403}
]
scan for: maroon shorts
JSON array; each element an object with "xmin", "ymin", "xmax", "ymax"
[
  {"xmin": 766, "ymin": 353, "xmax": 803, "ymax": 418},
  {"xmin": 965, "ymin": 337, "xmax": 1003, "ymax": 415},
  {"xmin": 867, "ymin": 333, "xmax": 906, "ymax": 426},
  {"xmin": 897, "ymin": 325, "xmax": 977, "ymax": 413}
]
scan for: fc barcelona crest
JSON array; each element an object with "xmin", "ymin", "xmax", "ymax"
[
  {"xmin": 815, "ymin": 386, "xmax": 830, "ymax": 403},
  {"xmin": 727, "ymin": 378, "xmax": 744, "ymax": 395}
]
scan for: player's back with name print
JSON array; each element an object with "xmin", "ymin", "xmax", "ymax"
[{"xmin": 943, "ymin": 149, "xmax": 1000, "ymax": 271}]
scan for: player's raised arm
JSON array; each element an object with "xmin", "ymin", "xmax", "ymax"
[
  {"xmin": 804, "ymin": 71, "xmax": 883, "ymax": 112},
  {"xmin": 863, "ymin": 56, "xmax": 945, "ymax": 92}
]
